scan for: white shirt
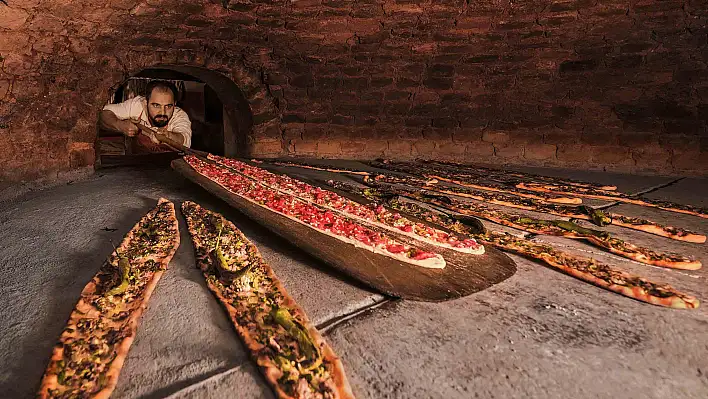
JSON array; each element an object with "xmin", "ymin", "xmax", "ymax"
[{"xmin": 103, "ymin": 96, "xmax": 192, "ymax": 147}]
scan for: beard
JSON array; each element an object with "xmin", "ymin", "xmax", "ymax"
[{"xmin": 150, "ymin": 114, "xmax": 169, "ymax": 127}]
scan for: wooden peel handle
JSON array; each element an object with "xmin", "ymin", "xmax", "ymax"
[{"xmin": 132, "ymin": 121, "xmax": 209, "ymax": 157}]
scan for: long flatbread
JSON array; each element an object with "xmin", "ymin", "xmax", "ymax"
[
  {"xmin": 37, "ymin": 198, "xmax": 180, "ymax": 399},
  {"xmin": 327, "ymin": 180, "xmax": 701, "ymax": 270},
  {"xmin": 368, "ymin": 196, "xmax": 699, "ymax": 309},
  {"xmin": 181, "ymin": 201, "xmax": 355, "ymax": 399},
  {"xmin": 517, "ymin": 182, "xmax": 708, "ymax": 219},
  {"xmin": 419, "ymin": 159, "xmax": 618, "ymax": 191},
  {"xmin": 208, "ymin": 155, "xmax": 484, "ymax": 255}
]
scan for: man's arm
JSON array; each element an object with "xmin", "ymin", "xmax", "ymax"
[
  {"xmin": 153, "ymin": 128, "xmax": 186, "ymax": 146},
  {"xmin": 167, "ymin": 108, "xmax": 192, "ymax": 148},
  {"xmin": 98, "ymin": 110, "xmax": 139, "ymax": 137}
]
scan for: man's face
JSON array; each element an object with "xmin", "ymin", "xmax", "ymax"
[{"xmin": 147, "ymin": 89, "xmax": 175, "ymax": 128}]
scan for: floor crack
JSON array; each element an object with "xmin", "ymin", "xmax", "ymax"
[
  {"xmin": 592, "ymin": 177, "xmax": 685, "ymax": 211},
  {"xmin": 317, "ymin": 297, "xmax": 394, "ymax": 334},
  {"xmin": 629, "ymin": 177, "xmax": 685, "ymax": 197}
]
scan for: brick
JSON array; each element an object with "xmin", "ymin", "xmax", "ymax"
[
  {"xmin": 396, "ymin": 78, "xmax": 420, "ymax": 89},
  {"xmin": 11, "ymin": 78, "xmax": 44, "ymax": 100},
  {"xmin": 559, "ymin": 60, "xmax": 598, "ymax": 73},
  {"xmin": 590, "ymin": 146, "xmax": 634, "ymax": 165},
  {"xmin": 663, "ymin": 120, "xmax": 705, "ymax": 135},
  {"xmin": 672, "ymin": 150, "xmax": 708, "ymax": 172},
  {"xmin": 0, "ymin": 80, "xmax": 11, "ymax": 100},
  {"xmin": 453, "ymin": 128, "xmax": 483, "ymax": 142},
  {"xmin": 524, "ymin": 143, "xmax": 557, "ymax": 160},
  {"xmin": 497, "ymin": 20, "xmax": 534, "ymax": 31},
  {"xmin": 439, "ymin": 44, "xmax": 481, "ymax": 54},
  {"xmin": 375, "ymin": 125, "xmax": 406, "ymax": 140},
  {"xmin": 632, "ymin": 145, "xmax": 671, "ymax": 169},
  {"xmin": 427, "ymin": 64, "xmax": 455, "ymax": 77},
  {"xmin": 341, "ymin": 141, "xmax": 366, "ymax": 154},
  {"xmin": 332, "ymin": 115, "xmax": 355, "ymax": 125},
  {"xmin": 405, "ymin": 117, "xmax": 431, "ymax": 127},
  {"xmin": 464, "ymin": 141, "xmax": 495, "ymax": 158},
  {"xmin": 341, "ymin": 77, "xmax": 368, "ymax": 90},
  {"xmin": 605, "ymin": 54, "xmax": 643, "ymax": 69},
  {"xmin": 652, "ymin": 99, "xmax": 694, "ymax": 118},
  {"xmin": 459, "ymin": 116, "xmax": 489, "ymax": 128},
  {"xmin": 464, "ymin": 54, "xmax": 499, "ymax": 63},
  {"xmin": 69, "ymin": 148, "xmax": 95, "ymax": 168},
  {"xmin": 482, "ymin": 131, "xmax": 510, "ymax": 144},
  {"xmin": 422, "ymin": 127, "xmax": 452, "ymax": 140},
  {"xmin": 0, "ymin": 7, "xmax": 30, "ymax": 29},
  {"xmin": 433, "ymin": 32, "xmax": 469, "ymax": 42},
  {"xmin": 557, "ymin": 144, "xmax": 593, "ymax": 163},
  {"xmin": 617, "ymin": 133, "xmax": 658, "ymax": 147},
  {"xmin": 432, "ymin": 117, "xmax": 458, "ymax": 128},
  {"xmin": 282, "ymin": 114, "xmax": 306, "ymax": 124},
  {"xmin": 412, "ymin": 140, "xmax": 436, "ymax": 157},
  {"xmin": 370, "ymin": 77, "xmax": 394, "ymax": 88},
  {"xmin": 544, "ymin": 130, "xmax": 580, "ymax": 145},
  {"xmin": 494, "ymin": 144, "xmax": 524, "ymax": 159},
  {"xmin": 290, "ymin": 75, "xmax": 315, "ymax": 88},
  {"xmin": 251, "ymin": 140, "xmax": 284, "ymax": 156},
  {"xmin": 437, "ymin": 141, "xmax": 469, "ymax": 157},
  {"xmin": 540, "ymin": 15, "xmax": 577, "ymax": 27},
  {"xmin": 301, "ymin": 125, "xmax": 328, "ymax": 141},
  {"xmin": 291, "ymin": 139, "xmax": 318, "ymax": 154},
  {"xmin": 317, "ymin": 141, "xmax": 342, "ymax": 155},
  {"xmin": 455, "ymin": 16, "xmax": 490, "ymax": 32},
  {"xmin": 386, "ymin": 140, "xmax": 413, "ymax": 156},
  {"xmin": 2, "ymin": 53, "xmax": 34, "ymax": 75},
  {"xmin": 580, "ymin": 131, "xmax": 619, "ymax": 146},
  {"xmin": 0, "ymin": 31, "xmax": 30, "ymax": 51},
  {"xmin": 385, "ymin": 91, "xmax": 411, "ymax": 101},
  {"xmin": 658, "ymin": 135, "xmax": 700, "ymax": 151},
  {"xmin": 364, "ymin": 140, "xmax": 388, "ymax": 156}
]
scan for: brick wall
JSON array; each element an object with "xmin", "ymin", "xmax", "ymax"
[{"xmin": 1, "ymin": 0, "xmax": 706, "ymax": 182}]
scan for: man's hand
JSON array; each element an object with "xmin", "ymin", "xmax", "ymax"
[
  {"xmin": 121, "ymin": 119, "xmax": 140, "ymax": 137},
  {"xmin": 151, "ymin": 127, "xmax": 168, "ymax": 144}
]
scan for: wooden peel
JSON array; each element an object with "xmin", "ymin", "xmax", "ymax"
[{"xmin": 172, "ymin": 158, "xmax": 517, "ymax": 301}]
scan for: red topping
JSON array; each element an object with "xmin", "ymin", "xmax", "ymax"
[
  {"xmin": 207, "ymin": 155, "xmax": 480, "ymax": 252},
  {"xmin": 185, "ymin": 156, "xmax": 442, "ymax": 263}
]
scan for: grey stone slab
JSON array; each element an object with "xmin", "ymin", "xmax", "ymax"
[
  {"xmin": 324, "ymin": 253, "xmax": 708, "ymax": 398},
  {"xmin": 161, "ymin": 364, "xmax": 274, "ymax": 399},
  {"xmin": 0, "ymin": 167, "xmax": 381, "ymax": 399},
  {"xmin": 640, "ymin": 177, "xmax": 708, "ymax": 208}
]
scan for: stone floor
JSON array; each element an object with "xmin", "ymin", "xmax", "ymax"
[{"xmin": 1, "ymin": 162, "xmax": 707, "ymax": 399}]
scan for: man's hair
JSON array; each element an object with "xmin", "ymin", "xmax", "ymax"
[{"xmin": 145, "ymin": 80, "xmax": 178, "ymax": 102}]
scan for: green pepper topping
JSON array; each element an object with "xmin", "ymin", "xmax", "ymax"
[
  {"xmin": 552, "ymin": 220, "xmax": 609, "ymax": 239},
  {"xmin": 271, "ymin": 308, "xmax": 319, "ymax": 363},
  {"xmin": 583, "ymin": 206, "xmax": 612, "ymax": 226},
  {"xmin": 106, "ymin": 256, "xmax": 130, "ymax": 296}
]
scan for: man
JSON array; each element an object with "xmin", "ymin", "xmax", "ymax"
[{"xmin": 99, "ymin": 80, "xmax": 192, "ymax": 153}]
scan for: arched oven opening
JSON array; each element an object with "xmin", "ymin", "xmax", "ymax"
[{"xmin": 96, "ymin": 65, "xmax": 253, "ymax": 168}]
